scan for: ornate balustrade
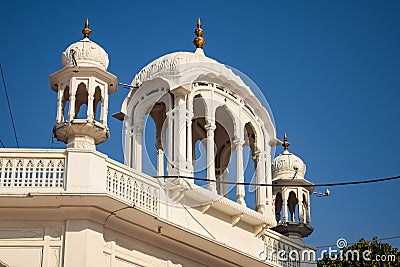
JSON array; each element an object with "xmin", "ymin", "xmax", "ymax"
[
  {"xmin": 105, "ymin": 158, "xmax": 161, "ymax": 215},
  {"xmin": 262, "ymin": 230, "xmax": 316, "ymax": 267},
  {"xmin": 0, "ymin": 149, "xmax": 161, "ymax": 216},
  {"xmin": 0, "ymin": 149, "xmax": 66, "ymax": 189}
]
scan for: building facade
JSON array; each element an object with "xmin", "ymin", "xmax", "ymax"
[{"xmin": 0, "ymin": 19, "xmax": 316, "ymax": 267}]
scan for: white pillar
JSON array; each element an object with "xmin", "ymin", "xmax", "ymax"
[
  {"xmin": 234, "ymin": 139, "xmax": 246, "ymax": 205},
  {"xmin": 87, "ymin": 78, "xmax": 94, "ymax": 122},
  {"xmin": 157, "ymin": 146, "xmax": 164, "ymax": 177},
  {"xmin": 173, "ymin": 94, "xmax": 189, "ymax": 175},
  {"xmin": 298, "ymin": 192, "xmax": 304, "ymax": 223},
  {"xmin": 283, "ymin": 191, "xmax": 288, "ymax": 223},
  {"xmin": 265, "ymin": 153, "xmax": 273, "ymax": 208},
  {"xmin": 102, "ymin": 92, "xmax": 108, "ymax": 126},
  {"xmin": 124, "ymin": 123, "xmax": 132, "ymax": 166},
  {"xmin": 219, "ymin": 167, "xmax": 229, "ymax": 196},
  {"xmin": 133, "ymin": 124, "xmax": 143, "ymax": 171},
  {"xmin": 68, "ymin": 79, "xmax": 77, "ymax": 121},
  {"xmin": 186, "ymin": 111, "xmax": 194, "ymax": 176},
  {"xmin": 56, "ymin": 86, "xmax": 63, "ymax": 123},
  {"xmin": 205, "ymin": 121, "xmax": 216, "ymax": 191},
  {"xmin": 255, "ymin": 151, "xmax": 267, "ymax": 214},
  {"xmin": 166, "ymin": 111, "xmax": 174, "ymax": 175}
]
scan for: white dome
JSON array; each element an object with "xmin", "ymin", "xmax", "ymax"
[
  {"xmin": 62, "ymin": 38, "xmax": 109, "ymax": 70},
  {"xmin": 272, "ymin": 150, "xmax": 306, "ymax": 180}
]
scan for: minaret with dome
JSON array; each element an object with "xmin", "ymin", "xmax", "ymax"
[
  {"xmin": 271, "ymin": 133, "xmax": 315, "ymax": 241},
  {"xmin": 0, "ymin": 18, "xmax": 317, "ymax": 267},
  {"xmin": 49, "ymin": 19, "xmax": 118, "ymax": 150}
]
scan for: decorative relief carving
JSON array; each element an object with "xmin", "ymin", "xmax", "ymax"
[
  {"xmin": 62, "ymin": 39, "xmax": 109, "ymax": 69},
  {"xmin": 133, "ymin": 57, "xmax": 177, "ymax": 87},
  {"xmin": 49, "ymin": 247, "xmax": 60, "ymax": 267},
  {"xmin": 272, "ymin": 154, "xmax": 306, "ymax": 177}
]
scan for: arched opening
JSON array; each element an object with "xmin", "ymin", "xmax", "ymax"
[
  {"xmin": 227, "ymin": 150, "xmax": 237, "ymax": 201},
  {"xmin": 142, "ymin": 114, "xmax": 157, "ymax": 176},
  {"xmin": 302, "ymin": 193, "xmax": 308, "ymax": 223},
  {"xmin": 75, "ymin": 82, "xmax": 88, "ymax": 119},
  {"xmin": 192, "ymin": 94, "xmax": 208, "ymax": 187},
  {"xmin": 62, "ymin": 86, "xmax": 70, "ymax": 121},
  {"xmin": 287, "ymin": 191, "xmax": 298, "ymax": 222},
  {"xmin": 244, "ymin": 122, "xmax": 257, "ymax": 207},
  {"xmin": 149, "ymin": 102, "xmax": 167, "ymax": 177},
  {"xmin": 193, "ymin": 139, "xmax": 207, "ymax": 188},
  {"xmin": 93, "ymin": 86, "xmax": 102, "ymax": 122},
  {"xmin": 275, "ymin": 192, "xmax": 283, "ymax": 223},
  {"xmin": 215, "ymin": 105, "xmax": 234, "ymax": 196}
]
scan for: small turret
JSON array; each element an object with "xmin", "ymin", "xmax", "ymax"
[
  {"xmin": 49, "ymin": 19, "xmax": 118, "ymax": 150},
  {"xmin": 271, "ymin": 133, "xmax": 314, "ymax": 242}
]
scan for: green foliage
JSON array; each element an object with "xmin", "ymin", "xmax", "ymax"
[{"xmin": 317, "ymin": 237, "xmax": 400, "ymax": 267}]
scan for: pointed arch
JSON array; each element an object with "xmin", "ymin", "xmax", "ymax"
[
  {"xmin": 93, "ymin": 86, "xmax": 102, "ymax": 122},
  {"xmin": 287, "ymin": 191, "xmax": 298, "ymax": 222},
  {"xmin": 75, "ymin": 82, "xmax": 88, "ymax": 119},
  {"xmin": 192, "ymin": 94, "xmax": 208, "ymax": 183},
  {"xmin": 215, "ymin": 105, "xmax": 235, "ymax": 195},
  {"xmin": 62, "ymin": 86, "xmax": 70, "ymax": 121},
  {"xmin": 243, "ymin": 122, "xmax": 257, "ymax": 206},
  {"xmin": 142, "ymin": 101, "xmax": 168, "ymax": 177},
  {"xmin": 191, "ymin": 94, "xmax": 208, "ymax": 161},
  {"xmin": 275, "ymin": 192, "xmax": 283, "ymax": 223}
]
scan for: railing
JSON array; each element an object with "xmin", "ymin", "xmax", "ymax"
[
  {"xmin": 106, "ymin": 159, "xmax": 160, "ymax": 215},
  {"xmin": 0, "ymin": 155, "xmax": 65, "ymax": 189},
  {"xmin": 0, "ymin": 149, "xmax": 161, "ymax": 216},
  {"xmin": 262, "ymin": 231, "xmax": 314, "ymax": 267}
]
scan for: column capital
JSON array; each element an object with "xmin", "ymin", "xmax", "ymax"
[
  {"xmin": 205, "ymin": 123, "xmax": 216, "ymax": 132},
  {"xmin": 134, "ymin": 125, "xmax": 144, "ymax": 137},
  {"xmin": 233, "ymin": 138, "xmax": 245, "ymax": 147},
  {"xmin": 253, "ymin": 149, "xmax": 262, "ymax": 157},
  {"xmin": 170, "ymin": 85, "xmax": 191, "ymax": 96}
]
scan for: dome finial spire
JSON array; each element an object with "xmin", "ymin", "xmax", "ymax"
[
  {"xmin": 283, "ymin": 132, "xmax": 290, "ymax": 152},
  {"xmin": 193, "ymin": 18, "xmax": 206, "ymax": 49},
  {"xmin": 82, "ymin": 18, "xmax": 92, "ymax": 38}
]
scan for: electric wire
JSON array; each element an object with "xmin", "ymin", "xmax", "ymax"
[
  {"xmin": 0, "ymin": 138, "xmax": 5, "ymax": 148},
  {"xmin": 180, "ymin": 203, "xmax": 216, "ymax": 239},
  {"xmin": 153, "ymin": 174, "xmax": 400, "ymax": 188},
  {"xmin": 0, "ymin": 64, "xmax": 19, "ymax": 148}
]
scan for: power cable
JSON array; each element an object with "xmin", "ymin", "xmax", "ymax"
[
  {"xmin": 0, "ymin": 138, "xmax": 5, "ymax": 148},
  {"xmin": 154, "ymin": 175, "xmax": 400, "ymax": 188},
  {"xmin": 0, "ymin": 64, "xmax": 19, "ymax": 148}
]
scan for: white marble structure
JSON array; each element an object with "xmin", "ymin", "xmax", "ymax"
[{"xmin": 0, "ymin": 19, "xmax": 316, "ymax": 267}]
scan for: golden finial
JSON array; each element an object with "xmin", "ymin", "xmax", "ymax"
[
  {"xmin": 282, "ymin": 132, "xmax": 290, "ymax": 151},
  {"xmin": 193, "ymin": 18, "xmax": 206, "ymax": 49},
  {"xmin": 82, "ymin": 18, "xmax": 92, "ymax": 38}
]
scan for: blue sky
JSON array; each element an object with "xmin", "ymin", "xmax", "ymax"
[{"xmin": 1, "ymin": 0, "xmax": 399, "ymax": 251}]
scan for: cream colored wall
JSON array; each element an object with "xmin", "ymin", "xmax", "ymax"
[
  {"xmin": 0, "ymin": 218, "xmax": 225, "ymax": 267},
  {"xmin": 0, "ymin": 221, "xmax": 63, "ymax": 267}
]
